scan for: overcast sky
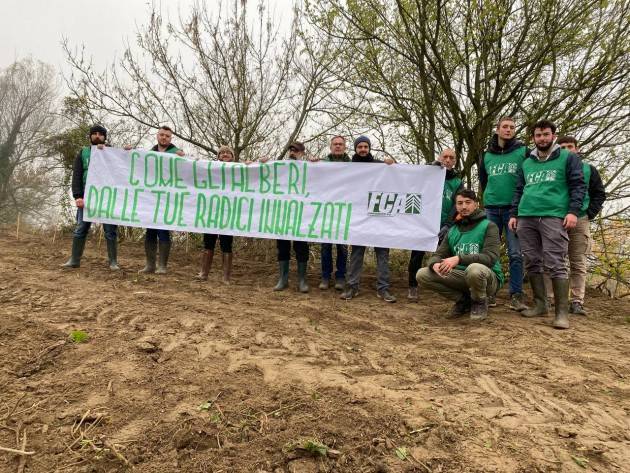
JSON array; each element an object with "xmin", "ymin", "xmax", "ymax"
[{"xmin": 1, "ymin": 0, "xmax": 293, "ymax": 74}]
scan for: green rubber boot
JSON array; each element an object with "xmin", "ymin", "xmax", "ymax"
[
  {"xmin": 521, "ymin": 273, "xmax": 549, "ymax": 317},
  {"xmin": 106, "ymin": 239, "xmax": 120, "ymax": 271},
  {"xmin": 139, "ymin": 239, "xmax": 157, "ymax": 274},
  {"xmin": 156, "ymin": 241, "xmax": 171, "ymax": 274},
  {"xmin": 61, "ymin": 238, "xmax": 86, "ymax": 269},
  {"xmin": 552, "ymin": 278, "xmax": 570, "ymax": 329},
  {"xmin": 273, "ymin": 260, "xmax": 290, "ymax": 291},
  {"xmin": 297, "ymin": 261, "xmax": 309, "ymax": 293}
]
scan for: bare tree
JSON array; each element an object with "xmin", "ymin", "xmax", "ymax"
[
  {"xmin": 64, "ymin": 1, "xmax": 342, "ymax": 161},
  {"xmin": 0, "ymin": 58, "xmax": 58, "ymax": 223}
]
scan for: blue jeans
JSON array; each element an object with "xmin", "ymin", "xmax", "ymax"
[
  {"xmin": 73, "ymin": 208, "xmax": 117, "ymax": 241},
  {"xmin": 321, "ymin": 243, "xmax": 347, "ymax": 280},
  {"xmin": 485, "ymin": 206, "xmax": 523, "ymax": 294},
  {"xmin": 145, "ymin": 228, "xmax": 171, "ymax": 243}
]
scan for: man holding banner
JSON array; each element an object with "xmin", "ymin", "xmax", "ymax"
[
  {"xmin": 61, "ymin": 124, "xmax": 120, "ymax": 271},
  {"xmin": 340, "ymin": 136, "xmax": 397, "ymax": 303},
  {"xmin": 138, "ymin": 126, "xmax": 185, "ymax": 274}
]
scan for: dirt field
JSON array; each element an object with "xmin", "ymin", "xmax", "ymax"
[{"xmin": 1, "ymin": 229, "xmax": 629, "ymax": 473}]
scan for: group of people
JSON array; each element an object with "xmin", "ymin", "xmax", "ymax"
[{"xmin": 62, "ymin": 117, "xmax": 606, "ymax": 330}]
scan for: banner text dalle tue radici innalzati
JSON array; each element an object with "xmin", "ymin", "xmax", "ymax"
[{"xmin": 84, "ymin": 147, "xmax": 446, "ymax": 251}]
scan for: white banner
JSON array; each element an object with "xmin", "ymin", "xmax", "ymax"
[{"xmin": 84, "ymin": 147, "xmax": 445, "ymax": 251}]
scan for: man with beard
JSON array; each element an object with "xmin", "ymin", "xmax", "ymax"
[
  {"xmin": 479, "ymin": 116, "xmax": 528, "ymax": 311},
  {"xmin": 543, "ymin": 136, "xmax": 606, "ymax": 315},
  {"xmin": 509, "ymin": 120, "xmax": 586, "ymax": 329},
  {"xmin": 407, "ymin": 148, "xmax": 463, "ymax": 302},
  {"xmin": 137, "ymin": 126, "xmax": 185, "ymax": 274},
  {"xmin": 340, "ymin": 136, "xmax": 397, "ymax": 303},
  {"xmin": 61, "ymin": 124, "xmax": 120, "ymax": 270},
  {"xmin": 417, "ymin": 189, "xmax": 503, "ymax": 320}
]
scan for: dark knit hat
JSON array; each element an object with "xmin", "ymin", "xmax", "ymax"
[
  {"xmin": 354, "ymin": 135, "xmax": 371, "ymax": 151},
  {"xmin": 289, "ymin": 142, "xmax": 305, "ymax": 152},
  {"xmin": 89, "ymin": 124, "xmax": 107, "ymax": 138}
]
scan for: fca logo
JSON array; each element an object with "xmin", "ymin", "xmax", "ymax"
[{"xmin": 367, "ymin": 192, "xmax": 422, "ymax": 216}]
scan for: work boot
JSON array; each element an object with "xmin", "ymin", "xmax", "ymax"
[
  {"xmin": 106, "ymin": 239, "xmax": 120, "ymax": 271},
  {"xmin": 334, "ymin": 277, "xmax": 345, "ymax": 291},
  {"xmin": 139, "ymin": 239, "xmax": 157, "ymax": 274},
  {"xmin": 570, "ymin": 301, "xmax": 587, "ymax": 316},
  {"xmin": 470, "ymin": 298, "xmax": 489, "ymax": 320},
  {"xmin": 319, "ymin": 278, "xmax": 330, "ymax": 290},
  {"xmin": 552, "ymin": 278, "xmax": 570, "ymax": 329},
  {"xmin": 407, "ymin": 287, "xmax": 419, "ymax": 302},
  {"xmin": 509, "ymin": 292, "xmax": 528, "ymax": 311},
  {"xmin": 196, "ymin": 250, "xmax": 214, "ymax": 280},
  {"xmin": 297, "ymin": 261, "xmax": 309, "ymax": 293},
  {"xmin": 222, "ymin": 253, "xmax": 233, "ymax": 284},
  {"xmin": 446, "ymin": 292, "xmax": 471, "ymax": 318},
  {"xmin": 155, "ymin": 241, "xmax": 171, "ymax": 274},
  {"xmin": 377, "ymin": 289, "xmax": 396, "ymax": 303},
  {"xmin": 61, "ymin": 237, "xmax": 87, "ymax": 269},
  {"xmin": 340, "ymin": 285, "xmax": 359, "ymax": 300},
  {"xmin": 273, "ymin": 260, "xmax": 290, "ymax": 291},
  {"xmin": 521, "ymin": 274, "xmax": 548, "ymax": 317}
]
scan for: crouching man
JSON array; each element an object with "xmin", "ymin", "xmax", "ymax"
[{"xmin": 417, "ymin": 189, "xmax": 504, "ymax": 320}]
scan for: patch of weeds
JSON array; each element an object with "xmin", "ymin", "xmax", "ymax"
[
  {"xmin": 395, "ymin": 446, "xmax": 408, "ymax": 461},
  {"xmin": 198, "ymin": 401, "xmax": 212, "ymax": 411},
  {"xmin": 571, "ymin": 456, "xmax": 589, "ymax": 468},
  {"xmin": 285, "ymin": 439, "xmax": 330, "ymax": 457},
  {"xmin": 69, "ymin": 330, "xmax": 89, "ymax": 343}
]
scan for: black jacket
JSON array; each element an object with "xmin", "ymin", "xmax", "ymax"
[
  {"xmin": 352, "ymin": 152, "xmax": 383, "ymax": 163},
  {"xmin": 478, "ymin": 135, "xmax": 526, "ymax": 192},
  {"xmin": 151, "ymin": 143, "xmax": 178, "ymax": 153},
  {"xmin": 510, "ymin": 144, "xmax": 586, "ymax": 218},
  {"xmin": 585, "ymin": 163, "xmax": 606, "ymax": 220}
]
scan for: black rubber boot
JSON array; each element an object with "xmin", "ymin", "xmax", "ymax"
[
  {"xmin": 156, "ymin": 241, "xmax": 171, "ymax": 274},
  {"xmin": 521, "ymin": 273, "xmax": 549, "ymax": 317},
  {"xmin": 297, "ymin": 261, "xmax": 309, "ymax": 293},
  {"xmin": 106, "ymin": 239, "xmax": 120, "ymax": 270},
  {"xmin": 139, "ymin": 239, "xmax": 157, "ymax": 274},
  {"xmin": 273, "ymin": 261, "xmax": 290, "ymax": 291},
  {"xmin": 61, "ymin": 237, "xmax": 86, "ymax": 269},
  {"xmin": 552, "ymin": 278, "xmax": 570, "ymax": 329},
  {"xmin": 196, "ymin": 250, "xmax": 214, "ymax": 280}
]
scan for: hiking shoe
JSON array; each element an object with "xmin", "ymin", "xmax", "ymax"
[
  {"xmin": 407, "ymin": 287, "xmax": 418, "ymax": 302},
  {"xmin": 509, "ymin": 292, "xmax": 528, "ymax": 311},
  {"xmin": 340, "ymin": 286, "xmax": 359, "ymax": 300},
  {"xmin": 319, "ymin": 278, "xmax": 330, "ymax": 290},
  {"xmin": 470, "ymin": 299, "xmax": 488, "ymax": 321},
  {"xmin": 487, "ymin": 295, "xmax": 497, "ymax": 307},
  {"xmin": 570, "ymin": 301, "xmax": 587, "ymax": 316},
  {"xmin": 377, "ymin": 290, "xmax": 397, "ymax": 303},
  {"xmin": 446, "ymin": 293, "xmax": 471, "ymax": 318}
]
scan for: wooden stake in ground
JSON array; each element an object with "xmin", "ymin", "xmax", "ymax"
[{"xmin": 16, "ymin": 213, "xmax": 21, "ymax": 241}]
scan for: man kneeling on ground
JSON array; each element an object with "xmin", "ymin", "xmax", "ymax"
[{"xmin": 417, "ymin": 189, "xmax": 504, "ymax": 320}]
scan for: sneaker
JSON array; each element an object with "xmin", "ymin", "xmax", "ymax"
[
  {"xmin": 487, "ymin": 295, "xmax": 497, "ymax": 307},
  {"xmin": 509, "ymin": 292, "xmax": 528, "ymax": 311},
  {"xmin": 570, "ymin": 301, "xmax": 587, "ymax": 316},
  {"xmin": 377, "ymin": 289, "xmax": 397, "ymax": 303},
  {"xmin": 446, "ymin": 293, "xmax": 471, "ymax": 318},
  {"xmin": 318, "ymin": 278, "xmax": 330, "ymax": 290},
  {"xmin": 470, "ymin": 299, "xmax": 488, "ymax": 320},
  {"xmin": 340, "ymin": 286, "xmax": 359, "ymax": 300},
  {"xmin": 407, "ymin": 287, "xmax": 419, "ymax": 302}
]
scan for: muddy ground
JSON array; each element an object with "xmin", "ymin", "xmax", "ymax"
[{"xmin": 0, "ymin": 229, "xmax": 629, "ymax": 473}]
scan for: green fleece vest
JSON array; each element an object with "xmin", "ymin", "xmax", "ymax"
[
  {"xmin": 441, "ymin": 176, "xmax": 462, "ymax": 226},
  {"xmin": 518, "ymin": 149, "xmax": 570, "ymax": 218},
  {"xmin": 447, "ymin": 219, "xmax": 504, "ymax": 286},
  {"xmin": 81, "ymin": 146, "xmax": 91, "ymax": 186},
  {"xmin": 579, "ymin": 163, "xmax": 591, "ymax": 218},
  {"xmin": 483, "ymin": 146, "xmax": 526, "ymax": 206}
]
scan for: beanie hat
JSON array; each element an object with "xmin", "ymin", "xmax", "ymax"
[
  {"xmin": 89, "ymin": 124, "xmax": 107, "ymax": 139},
  {"xmin": 217, "ymin": 145, "xmax": 235, "ymax": 159},
  {"xmin": 354, "ymin": 135, "xmax": 371, "ymax": 151}
]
